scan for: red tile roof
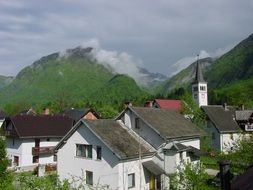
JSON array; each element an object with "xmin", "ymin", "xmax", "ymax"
[
  {"xmin": 154, "ymin": 99, "xmax": 182, "ymax": 112},
  {"xmin": 5, "ymin": 115, "xmax": 74, "ymax": 138}
]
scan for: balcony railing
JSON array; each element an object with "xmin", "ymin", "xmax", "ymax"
[{"xmin": 32, "ymin": 146, "xmax": 55, "ymax": 155}]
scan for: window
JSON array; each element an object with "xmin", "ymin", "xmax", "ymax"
[
  {"xmin": 200, "ymin": 86, "xmax": 206, "ymax": 91},
  {"xmin": 86, "ymin": 171, "xmax": 93, "ymax": 185},
  {"xmin": 12, "ymin": 138, "xmax": 15, "ymax": 146},
  {"xmin": 135, "ymin": 118, "xmax": 140, "ymax": 129},
  {"xmin": 96, "ymin": 146, "xmax": 102, "ymax": 160},
  {"xmin": 33, "ymin": 156, "xmax": 39, "ymax": 163},
  {"xmin": 35, "ymin": 139, "xmax": 40, "ymax": 147},
  {"xmin": 194, "ymin": 94, "xmax": 198, "ymax": 99},
  {"xmin": 76, "ymin": 144, "xmax": 92, "ymax": 158},
  {"xmin": 46, "ymin": 138, "xmax": 50, "ymax": 141},
  {"xmin": 193, "ymin": 86, "xmax": 198, "ymax": 91},
  {"xmin": 53, "ymin": 154, "xmax": 57, "ymax": 162},
  {"xmin": 179, "ymin": 152, "xmax": 183, "ymax": 162},
  {"xmin": 128, "ymin": 173, "xmax": 135, "ymax": 188},
  {"xmin": 212, "ymin": 132, "xmax": 215, "ymax": 140}
]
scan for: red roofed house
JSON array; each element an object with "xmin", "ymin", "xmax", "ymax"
[
  {"xmin": 146, "ymin": 99, "xmax": 182, "ymax": 112},
  {"xmin": 2, "ymin": 115, "xmax": 74, "ymax": 169}
]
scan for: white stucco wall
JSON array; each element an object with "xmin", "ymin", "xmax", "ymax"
[
  {"xmin": 220, "ymin": 133, "xmax": 241, "ymax": 153},
  {"xmin": 192, "ymin": 83, "xmax": 208, "ymax": 107},
  {"xmin": 118, "ymin": 157, "xmax": 152, "ymax": 190},
  {"xmin": 57, "ymin": 125, "xmax": 120, "ymax": 189},
  {"xmin": 6, "ymin": 137, "xmax": 60, "ymax": 167}
]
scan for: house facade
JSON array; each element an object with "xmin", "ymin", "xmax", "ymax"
[
  {"xmin": 202, "ymin": 105, "xmax": 242, "ymax": 152},
  {"xmin": 2, "ymin": 115, "xmax": 73, "ymax": 168},
  {"xmin": 56, "ymin": 107, "xmax": 203, "ymax": 189}
]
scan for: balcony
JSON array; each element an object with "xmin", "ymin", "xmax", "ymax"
[
  {"xmin": 245, "ymin": 124, "xmax": 253, "ymax": 131},
  {"xmin": 32, "ymin": 146, "xmax": 55, "ymax": 156}
]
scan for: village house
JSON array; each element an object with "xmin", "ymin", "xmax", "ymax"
[
  {"xmin": 2, "ymin": 114, "xmax": 74, "ymax": 169},
  {"xmin": 201, "ymin": 105, "xmax": 242, "ymax": 152},
  {"xmin": 145, "ymin": 99, "xmax": 182, "ymax": 112},
  {"xmin": 58, "ymin": 108, "xmax": 99, "ymax": 124},
  {"xmin": 235, "ymin": 109, "xmax": 253, "ymax": 131},
  {"xmin": 56, "ymin": 106, "xmax": 203, "ymax": 190}
]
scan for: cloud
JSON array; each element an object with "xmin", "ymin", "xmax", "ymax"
[
  {"xmin": 0, "ymin": 0, "xmax": 252, "ymax": 77},
  {"xmin": 169, "ymin": 44, "xmax": 235, "ymax": 77},
  {"xmin": 61, "ymin": 39, "xmax": 147, "ymax": 85}
]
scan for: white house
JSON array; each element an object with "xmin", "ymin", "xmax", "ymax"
[
  {"xmin": 56, "ymin": 107, "xmax": 204, "ymax": 190},
  {"xmin": 202, "ymin": 105, "xmax": 242, "ymax": 152},
  {"xmin": 2, "ymin": 114, "xmax": 74, "ymax": 169}
]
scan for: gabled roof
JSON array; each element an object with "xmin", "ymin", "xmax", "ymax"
[
  {"xmin": 167, "ymin": 142, "xmax": 189, "ymax": 152},
  {"xmin": 55, "ymin": 119, "xmax": 154, "ymax": 160},
  {"xmin": 153, "ymin": 99, "xmax": 182, "ymax": 112},
  {"xmin": 118, "ymin": 107, "xmax": 204, "ymax": 140},
  {"xmin": 4, "ymin": 115, "xmax": 74, "ymax": 138},
  {"xmin": 202, "ymin": 105, "xmax": 241, "ymax": 133},
  {"xmin": 235, "ymin": 110, "xmax": 253, "ymax": 121},
  {"xmin": 0, "ymin": 110, "xmax": 8, "ymax": 120},
  {"xmin": 58, "ymin": 108, "xmax": 99, "ymax": 123}
]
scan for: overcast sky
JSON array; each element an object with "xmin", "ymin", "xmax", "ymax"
[{"xmin": 1, "ymin": 0, "xmax": 253, "ymax": 77}]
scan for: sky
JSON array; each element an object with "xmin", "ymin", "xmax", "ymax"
[{"xmin": 1, "ymin": 0, "xmax": 253, "ymax": 77}]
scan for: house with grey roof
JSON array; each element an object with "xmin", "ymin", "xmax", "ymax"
[
  {"xmin": 55, "ymin": 106, "xmax": 203, "ymax": 189},
  {"xmin": 202, "ymin": 105, "xmax": 242, "ymax": 152},
  {"xmin": 235, "ymin": 109, "xmax": 253, "ymax": 131}
]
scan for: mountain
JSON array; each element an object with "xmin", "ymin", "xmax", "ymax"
[
  {"xmin": 205, "ymin": 33, "xmax": 253, "ymax": 88},
  {"xmin": 0, "ymin": 75, "xmax": 14, "ymax": 90},
  {"xmin": 206, "ymin": 33, "xmax": 253, "ymax": 106},
  {"xmin": 161, "ymin": 33, "xmax": 253, "ymax": 107},
  {"xmin": 0, "ymin": 47, "xmax": 150, "ymax": 107},
  {"xmin": 90, "ymin": 74, "xmax": 149, "ymax": 103},
  {"xmin": 161, "ymin": 57, "xmax": 214, "ymax": 94}
]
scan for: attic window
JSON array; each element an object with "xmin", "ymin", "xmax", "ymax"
[
  {"xmin": 76, "ymin": 144, "xmax": 92, "ymax": 158},
  {"xmin": 135, "ymin": 118, "xmax": 140, "ymax": 129}
]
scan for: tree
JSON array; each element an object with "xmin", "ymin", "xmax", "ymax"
[
  {"xmin": 170, "ymin": 162, "xmax": 214, "ymax": 190},
  {"xmin": 180, "ymin": 92, "xmax": 205, "ymax": 128},
  {"xmin": 0, "ymin": 138, "xmax": 13, "ymax": 190},
  {"xmin": 220, "ymin": 134, "xmax": 253, "ymax": 173}
]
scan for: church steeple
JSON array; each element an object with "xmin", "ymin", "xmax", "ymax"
[
  {"xmin": 194, "ymin": 55, "xmax": 205, "ymax": 83},
  {"xmin": 192, "ymin": 55, "xmax": 208, "ymax": 107}
]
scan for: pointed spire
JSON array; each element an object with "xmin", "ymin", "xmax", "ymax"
[{"xmin": 194, "ymin": 55, "xmax": 205, "ymax": 83}]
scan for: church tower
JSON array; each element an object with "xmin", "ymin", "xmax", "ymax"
[{"xmin": 192, "ymin": 55, "xmax": 208, "ymax": 107}]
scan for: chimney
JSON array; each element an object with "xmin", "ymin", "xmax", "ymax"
[
  {"xmin": 240, "ymin": 104, "xmax": 245, "ymax": 110},
  {"xmin": 124, "ymin": 101, "xmax": 132, "ymax": 108},
  {"xmin": 218, "ymin": 160, "xmax": 231, "ymax": 190},
  {"xmin": 145, "ymin": 101, "xmax": 153, "ymax": 108},
  {"xmin": 43, "ymin": 108, "xmax": 50, "ymax": 115}
]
